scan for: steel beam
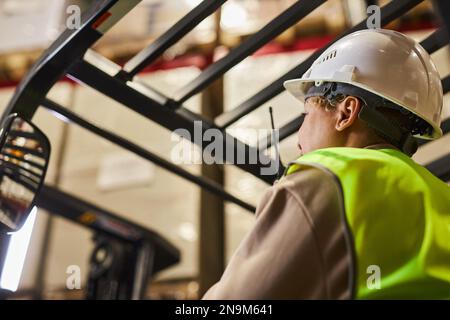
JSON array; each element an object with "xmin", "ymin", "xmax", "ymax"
[
  {"xmin": 174, "ymin": 0, "xmax": 326, "ymax": 104},
  {"xmin": 215, "ymin": 0, "xmax": 425, "ymax": 129},
  {"xmin": 42, "ymin": 98, "xmax": 256, "ymax": 213},
  {"xmin": 121, "ymin": 0, "xmax": 226, "ymax": 80},
  {"xmin": 426, "ymin": 153, "xmax": 450, "ymax": 182},
  {"xmin": 433, "ymin": 0, "xmax": 450, "ymax": 46},
  {"xmin": 36, "ymin": 184, "xmax": 179, "ymax": 273},
  {"xmin": 68, "ymin": 59, "xmax": 278, "ymax": 184}
]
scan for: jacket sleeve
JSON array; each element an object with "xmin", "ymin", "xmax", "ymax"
[{"xmin": 202, "ymin": 166, "xmax": 353, "ymax": 300}]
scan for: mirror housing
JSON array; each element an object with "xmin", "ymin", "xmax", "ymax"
[{"xmin": 0, "ymin": 115, "xmax": 50, "ymax": 232}]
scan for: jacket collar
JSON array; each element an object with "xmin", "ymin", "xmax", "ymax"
[{"xmin": 363, "ymin": 143, "xmax": 400, "ymax": 151}]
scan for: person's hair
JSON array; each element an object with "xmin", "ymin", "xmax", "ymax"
[
  {"xmin": 305, "ymin": 94, "xmax": 431, "ymax": 138},
  {"xmin": 306, "ymin": 95, "xmax": 345, "ymax": 112}
]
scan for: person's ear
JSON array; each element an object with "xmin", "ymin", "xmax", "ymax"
[{"xmin": 335, "ymin": 96, "xmax": 361, "ymax": 131}]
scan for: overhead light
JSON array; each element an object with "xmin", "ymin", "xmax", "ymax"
[
  {"xmin": 48, "ymin": 110, "xmax": 71, "ymax": 124},
  {"xmin": 178, "ymin": 222, "xmax": 197, "ymax": 242},
  {"xmin": 0, "ymin": 207, "xmax": 37, "ymax": 292},
  {"xmin": 185, "ymin": 0, "xmax": 202, "ymax": 8},
  {"xmin": 221, "ymin": 2, "xmax": 248, "ymax": 30}
]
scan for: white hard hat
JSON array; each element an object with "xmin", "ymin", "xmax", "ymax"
[{"xmin": 284, "ymin": 28, "xmax": 444, "ymax": 139}]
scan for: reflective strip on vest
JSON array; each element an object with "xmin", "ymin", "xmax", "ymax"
[{"xmin": 285, "ymin": 147, "xmax": 450, "ymax": 299}]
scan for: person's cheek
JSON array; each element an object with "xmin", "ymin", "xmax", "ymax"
[
  {"xmin": 314, "ymin": 110, "xmax": 337, "ymax": 149},
  {"xmin": 304, "ymin": 110, "xmax": 328, "ymax": 152},
  {"xmin": 297, "ymin": 117, "xmax": 310, "ymax": 153}
]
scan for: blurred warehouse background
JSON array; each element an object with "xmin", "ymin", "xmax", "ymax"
[{"xmin": 0, "ymin": 0, "xmax": 449, "ymax": 299}]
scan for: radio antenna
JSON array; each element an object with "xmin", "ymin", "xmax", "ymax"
[{"xmin": 268, "ymin": 106, "xmax": 283, "ymax": 179}]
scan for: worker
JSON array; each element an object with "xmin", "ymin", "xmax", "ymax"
[{"xmin": 203, "ymin": 29, "xmax": 450, "ymax": 299}]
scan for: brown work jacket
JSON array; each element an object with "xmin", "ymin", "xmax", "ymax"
[{"xmin": 203, "ymin": 144, "xmax": 397, "ymax": 299}]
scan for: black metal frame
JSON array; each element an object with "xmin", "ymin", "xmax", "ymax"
[
  {"xmin": 2, "ymin": 0, "xmax": 450, "ymax": 220},
  {"xmin": 36, "ymin": 184, "xmax": 179, "ymax": 300}
]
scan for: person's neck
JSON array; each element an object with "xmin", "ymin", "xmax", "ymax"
[{"xmin": 342, "ymin": 131, "xmax": 398, "ymax": 151}]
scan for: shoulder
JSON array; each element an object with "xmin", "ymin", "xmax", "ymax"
[
  {"xmin": 274, "ymin": 164, "xmax": 343, "ymax": 217},
  {"xmin": 255, "ymin": 164, "xmax": 354, "ymax": 299},
  {"xmin": 255, "ymin": 164, "xmax": 344, "ymax": 231}
]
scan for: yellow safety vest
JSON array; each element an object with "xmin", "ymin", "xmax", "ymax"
[{"xmin": 285, "ymin": 147, "xmax": 450, "ymax": 299}]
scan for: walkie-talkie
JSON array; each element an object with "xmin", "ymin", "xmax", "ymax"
[{"xmin": 268, "ymin": 106, "xmax": 284, "ymax": 180}]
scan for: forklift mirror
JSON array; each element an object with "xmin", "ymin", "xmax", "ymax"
[{"xmin": 0, "ymin": 115, "xmax": 50, "ymax": 232}]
